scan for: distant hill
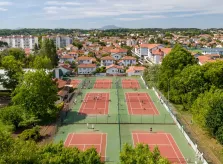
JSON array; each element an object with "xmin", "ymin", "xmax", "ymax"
[{"xmin": 100, "ymin": 25, "xmax": 121, "ymax": 30}]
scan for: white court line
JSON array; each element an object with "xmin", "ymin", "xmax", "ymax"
[
  {"xmin": 126, "ymin": 93, "xmax": 133, "ymax": 115},
  {"xmin": 137, "ymin": 96, "xmax": 144, "ymax": 110},
  {"xmin": 145, "ymin": 94, "xmax": 160, "ymax": 115},
  {"xmin": 68, "ymin": 133, "xmax": 74, "ymax": 146},
  {"xmin": 83, "ymin": 144, "xmax": 86, "ymax": 151},
  {"xmin": 165, "ymin": 134, "xmax": 182, "ymax": 164},
  {"xmin": 167, "ymin": 134, "xmax": 186, "ymax": 163},
  {"xmin": 78, "ymin": 93, "xmax": 89, "ymax": 113},
  {"xmin": 136, "ymin": 133, "xmax": 140, "ymax": 144},
  {"xmin": 99, "ymin": 134, "xmax": 103, "ymax": 154}
]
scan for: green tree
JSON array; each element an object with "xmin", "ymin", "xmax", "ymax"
[
  {"xmin": 143, "ymin": 65, "xmax": 160, "ymax": 88},
  {"xmin": 172, "ymin": 65, "xmax": 208, "ymax": 109},
  {"xmin": 32, "ymin": 55, "xmax": 52, "ymax": 69},
  {"xmin": 0, "ymin": 55, "xmax": 23, "ymax": 90},
  {"xmin": 40, "ymin": 39, "xmax": 58, "ymax": 67},
  {"xmin": 158, "ymin": 44, "xmax": 197, "ymax": 96},
  {"xmin": 191, "ymin": 87, "xmax": 223, "ymax": 130},
  {"xmin": 12, "ymin": 70, "xmax": 58, "ymax": 121},
  {"xmin": 120, "ymin": 143, "xmax": 170, "ymax": 164},
  {"xmin": 0, "ymin": 105, "xmax": 24, "ymax": 129},
  {"xmin": 0, "ymin": 48, "xmax": 26, "ymax": 62}
]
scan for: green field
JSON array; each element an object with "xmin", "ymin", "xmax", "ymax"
[{"xmin": 54, "ymin": 76, "xmax": 199, "ymax": 163}]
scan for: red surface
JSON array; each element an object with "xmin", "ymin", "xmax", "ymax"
[
  {"xmin": 132, "ymin": 131, "xmax": 186, "ymax": 164},
  {"xmin": 125, "ymin": 93, "xmax": 159, "ymax": 115},
  {"xmin": 64, "ymin": 133, "xmax": 107, "ymax": 161},
  {"xmin": 79, "ymin": 93, "xmax": 109, "ymax": 115},
  {"xmin": 94, "ymin": 79, "xmax": 112, "ymax": 89},
  {"xmin": 122, "ymin": 79, "xmax": 140, "ymax": 89},
  {"xmin": 71, "ymin": 80, "xmax": 81, "ymax": 88}
]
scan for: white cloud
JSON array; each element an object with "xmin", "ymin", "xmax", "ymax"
[
  {"xmin": 42, "ymin": 0, "xmax": 223, "ymax": 20},
  {"xmin": 0, "ymin": 1, "xmax": 12, "ymax": 6},
  {"xmin": 0, "ymin": 7, "xmax": 7, "ymax": 11}
]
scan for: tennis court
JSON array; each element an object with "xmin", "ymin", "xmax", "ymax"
[
  {"xmin": 94, "ymin": 79, "xmax": 112, "ymax": 89},
  {"xmin": 125, "ymin": 93, "xmax": 159, "ymax": 115},
  {"xmin": 122, "ymin": 79, "xmax": 140, "ymax": 89},
  {"xmin": 79, "ymin": 92, "xmax": 110, "ymax": 115},
  {"xmin": 132, "ymin": 131, "xmax": 186, "ymax": 164},
  {"xmin": 64, "ymin": 132, "xmax": 107, "ymax": 161}
]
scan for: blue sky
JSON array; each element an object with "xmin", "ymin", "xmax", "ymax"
[{"xmin": 1, "ymin": 0, "xmax": 223, "ymax": 29}]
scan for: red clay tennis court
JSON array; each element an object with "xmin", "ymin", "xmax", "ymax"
[
  {"xmin": 70, "ymin": 79, "xmax": 81, "ymax": 88},
  {"xmin": 79, "ymin": 93, "xmax": 110, "ymax": 115},
  {"xmin": 132, "ymin": 131, "xmax": 186, "ymax": 164},
  {"xmin": 64, "ymin": 132, "xmax": 107, "ymax": 161},
  {"xmin": 125, "ymin": 93, "xmax": 159, "ymax": 115},
  {"xmin": 122, "ymin": 79, "xmax": 140, "ymax": 89},
  {"xmin": 94, "ymin": 79, "xmax": 112, "ymax": 89}
]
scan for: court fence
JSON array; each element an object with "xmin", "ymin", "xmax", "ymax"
[
  {"xmin": 140, "ymin": 76, "xmax": 208, "ymax": 164},
  {"xmin": 62, "ymin": 113, "xmax": 175, "ymax": 125}
]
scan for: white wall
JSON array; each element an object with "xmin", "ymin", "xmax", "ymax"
[{"xmin": 78, "ymin": 67, "xmax": 96, "ymax": 74}]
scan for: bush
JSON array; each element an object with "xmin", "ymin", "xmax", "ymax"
[
  {"xmin": 19, "ymin": 126, "xmax": 41, "ymax": 142},
  {"xmin": 216, "ymin": 126, "xmax": 223, "ymax": 144},
  {"xmin": 56, "ymin": 102, "xmax": 64, "ymax": 111}
]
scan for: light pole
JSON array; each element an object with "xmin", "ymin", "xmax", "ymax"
[{"xmin": 168, "ymin": 78, "xmax": 170, "ymax": 105}]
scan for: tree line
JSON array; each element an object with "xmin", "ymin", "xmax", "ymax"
[{"xmin": 143, "ymin": 44, "xmax": 223, "ymax": 144}]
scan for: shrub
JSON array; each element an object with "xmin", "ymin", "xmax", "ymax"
[
  {"xmin": 19, "ymin": 126, "xmax": 41, "ymax": 142},
  {"xmin": 216, "ymin": 126, "xmax": 223, "ymax": 144}
]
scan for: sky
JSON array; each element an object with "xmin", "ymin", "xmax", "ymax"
[{"xmin": 0, "ymin": 0, "xmax": 223, "ymax": 29}]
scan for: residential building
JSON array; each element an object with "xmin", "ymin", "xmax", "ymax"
[
  {"xmin": 197, "ymin": 54, "xmax": 221, "ymax": 65},
  {"xmin": 101, "ymin": 56, "xmax": 115, "ymax": 66},
  {"xmin": 42, "ymin": 35, "xmax": 73, "ymax": 49},
  {"xmin": 59, "ymin": 54, "xmax": 75, "ymax": 63},
  {"xmin": 118, "ymin": 56, "xmax": 137, "ymax": 67},
  {"xmin": 126, "ymin": 39, "xmax": 137, "ymax": 46},
  {"xmin": 126, "ymin": 66, "xmax": 145, "ymax": 76},
  {"xmin": 77, "ymin": 56, "xmax": 96, "ymax": 64},
  {"xmin": 78, "ymin": 64, "xmax": 96, "ymax": 75},
  {"xmin": 110, "ymin": 48, "xmax": 127, "ymax": 60},
  {"xmin": 145, "ymin": 48, "xmax": 172, "ymax": 64},
  {"xmin": 0, "ymin": 35, "xmax": 38, "ymax": 49},
  {"xmin": 106, "ymin": 64, "xmax": 124, "ymax": 75},
  {"xmin": 132, "ymin": 44, "xmax": 164, "ymax": 60}
]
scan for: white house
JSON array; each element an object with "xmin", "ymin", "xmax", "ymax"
[
  {"xmin": 110, "ymin": 48, "xmax": 127, "ymax": 60},
  {"xmin": 118, "ymin": 56, "xmax": 137, "ymax": 67},
  {"xmin": 59, "ymin": 55, "xmax": 74, "ymax": 63},
  {"xmin": 145, "ymin": 48, "xmax": 172, "ymax": 64},
  {"xmin": 132, "ymin": 44, "xmax": 164, "ymax": 60},
  {"xmin": 101, "ymin": 56, "xmax": 115, "ymax": 66},
  {"xmin": 106, "ymin": 64, "xmax": 124, "ymax": 75},
  {"xmin": 77, "ymin": 56, "xmax": 96, "ymax": 64},
  {"xmin": 126, "ymin": 66, "xmax": 145, "ymax": 76},
  {"xmin": 78, "ymin": 64, "xmax": 96, "ymax": 75}
]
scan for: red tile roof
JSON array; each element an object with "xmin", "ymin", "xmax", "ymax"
[
  {"xmin": 110, "ymin": 48, "xmax": 127, "ymax": 53},
  {"xmin": 61, "ymin": 55, "xmax": 73, "ymax": 59},
  {"xmin": 77, "ymin": 56, "xmax": 96, "ymax": 61},
  {"xmin": 78, "ymin": 64, "xmax": 96, "ymax": 68},
  {"xmin": 197, "ymin": 56, "xmax": 216, "ymax": 65},
  {"xmin": 140, "ymin": 44, "xmax": 161, "ymax": 49},
  {"xmin": 106, "ymin": 64, "xmax": 124, "ymax": 70},
  {"xmin": 101, "ymin": 56, "xmax": 115, "ymax": 60},
  {"xmin": 126, "ymin": 66, "xmax": 145, "ymax": 73}
]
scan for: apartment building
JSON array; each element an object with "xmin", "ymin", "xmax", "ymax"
[
  {"xmin": 0, "ymin": 35, "xmax": 38, "ymax": 49},
  {"xmin": 42, "ymin": 35, "xmax": 73, "ymax": 49}
]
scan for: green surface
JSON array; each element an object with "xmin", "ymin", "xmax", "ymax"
[{"xmin": 54, "ymin": 76, "xmax": 200, "ymax": 164}]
